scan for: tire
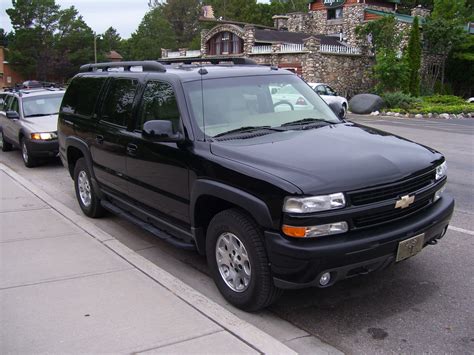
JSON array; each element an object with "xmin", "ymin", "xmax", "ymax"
[
  {"xmin": 206, "ymin": 208, "xmax": 282, "ymax": 311},
  {"xmin": 342, "ymin": 103, "xmax": 348, "ymax": 118},
  {"xmin": 73, "ymin": 158, "xmax": 105, "ymax": 218},
  {"xmin": 21, "ymin": 138, "xmax": 38, "ymax": 168},
  {"xmin": 1, "ymin": 132, "xmax": 13, "ymax": 152}
]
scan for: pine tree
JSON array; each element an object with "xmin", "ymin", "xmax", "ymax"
[{"xmin": 406, "ymin": 16, "xmax": 421, "ymax": 96}]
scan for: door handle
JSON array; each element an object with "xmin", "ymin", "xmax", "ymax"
[
  {"xmin": 126, "ymin": 143, "xmax": 138, "ymax": 156},
  {"xmin": 96, "ymin": 135, "xmax": 104, "ymax": 144}
]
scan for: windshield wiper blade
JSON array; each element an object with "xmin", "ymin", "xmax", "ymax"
[
  {"xmin": 280, "ymin": 118, "xmax": 339, "ymax": 127},
  {"xmin": 214, "ymin": 126, "xmax": 283, "ymax": 138},
  {"xmin": 25, "ymin": 113, "xmax": 57, "ymax": 117}
]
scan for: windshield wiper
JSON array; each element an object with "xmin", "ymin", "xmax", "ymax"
[
  {"xmin": 25, "ymin": 112, "xmax": 57, "ymax": 118},
  {"xmin": 214, "ymin": 125, "xmax": 284, "ymax": 138},
  {"xmin": 280, "ymin": 118, "xmax": 339, "ymax": 127}
]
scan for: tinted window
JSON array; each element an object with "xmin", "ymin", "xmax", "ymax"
[
  {"xmin": 138, "ymin": 81, "xmax": 180, "ymax": 132},
  {"xmin": 101, "ymin": 78, "xmax": 138, "ymax": 127},
  {"xmin": 61, "ymin": 77, "xmax": 106, "ymax": 117}
]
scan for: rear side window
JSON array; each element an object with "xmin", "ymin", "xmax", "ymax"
[
  {"xmin": 138, "ymin": 81, "xmax": 181, "ymax": 132},
  {"xmin": 61, "ymin": 77, "xmax": 106, "ymax": 117},
  {"xmin": 101, "ymin": 78, "xmax": 138, "ymax": 127}
]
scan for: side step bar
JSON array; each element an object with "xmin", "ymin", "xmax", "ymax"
[{"xmin": 101, "ymin": 200, "xmax": 196, "ymax": 250}]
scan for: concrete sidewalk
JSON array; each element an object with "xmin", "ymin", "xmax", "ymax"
[{"xmin": 0, "ymin": 164, "xmax": 295, "ymax": 354}]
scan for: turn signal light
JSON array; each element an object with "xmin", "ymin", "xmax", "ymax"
[{"xmin": 282, "ymin": 225, "xmax": 306, "ymax": 238}]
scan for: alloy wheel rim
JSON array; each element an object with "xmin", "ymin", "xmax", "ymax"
[
  {"xmin": 77, "ymin": 171, "xmax": 92, "ymax": 207},
  {"xmin": 22, "ymin": 142, "xmax": 28, "ymax": 163},
  {"xmin": 215, "ymin": 232, "xmax": 251, "ymax": 292}
]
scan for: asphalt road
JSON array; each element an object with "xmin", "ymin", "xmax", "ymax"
[{"xmin": 1, "ymin": 116, "xmax": 473, "ymax": 354}]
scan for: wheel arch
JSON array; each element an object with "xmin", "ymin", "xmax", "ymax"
[{"xmin": 190, "ymin": 180, "xmax": 274, "ymax": 255}]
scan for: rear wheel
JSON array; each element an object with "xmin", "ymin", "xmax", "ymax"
[
  {"xmin": 74, "ymin": 158, "xmax": 105, "ymax": 218},
  {"xmin": 1, "ymin": 132, "xmax": 12, "ymax": 152},
  {"xmin": 206, "ymin": 208, "xmax": 282, "ymax": 311},
  {"xmin": 21, "ymin": 138, "xmax": 38, "ymax": 168}
]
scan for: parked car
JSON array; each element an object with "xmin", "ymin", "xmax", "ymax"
[
  {"xmin": 307, "ymin": 82, "xmax": 349, "ymax": 117},
  {"xmin": 467, "ymin": 97, "xmax": 474, "ymax": 103},
  {"xmin": 58, "ymin": 59, "xmax": 454, "ymax": 311},
  {"xmin": 0, "ymin": 88, "xmax": 65, "ymax": 167}
]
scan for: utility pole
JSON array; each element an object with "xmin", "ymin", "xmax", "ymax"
[{"xmin": 94, "ymin": 33, "xmax": 97, "ymax": 63}]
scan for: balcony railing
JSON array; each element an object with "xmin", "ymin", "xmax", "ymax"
[
  {"xmin": 280, "ymin": 43, "xmax": 305, "ymax": 52},
  {"xmin": 320, "ymin": 44, "xmax": 361, "ymax": 55},
  {"xmin": 251, "ymin": 45, "xmax": 272, "ymax": 54},
  {"xmin": 166, "ymin": 50, "xmax": 201, "ymax": 58}
]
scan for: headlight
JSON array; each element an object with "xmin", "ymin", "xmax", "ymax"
[
  {"xmin": 282, "ymin": 222, "xmax": 349, "ymax": 238},
  {"xmin": 31, "ymin": 132, "xmax": 57, "ymax": 140},
  {"xmin": 283, "ymin": 193, "xmax": 346, "ymax": 213},
  {"xmin": 435, "ymin": 162, "xmax": 447, "ymax": 180}
]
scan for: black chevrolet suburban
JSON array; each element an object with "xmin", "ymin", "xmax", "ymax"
[{"xmin": 58, "ymin": 59, "xmax": 454, "ymax": 311}]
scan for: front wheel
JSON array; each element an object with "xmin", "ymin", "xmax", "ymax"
[
  {"xmin": 73, "ymin": 158, "xmax": 105, "ymax": 218},
  {"xmin": 21, "ymin": 139, "xmax": 38, "ymax": 168},
  {"xmin": 206, "ymin": 209, "xmax": 282, "ymax": 311}
]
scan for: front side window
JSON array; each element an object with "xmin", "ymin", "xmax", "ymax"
[
  {"xmin": 316, "ymin": 85, "xmax": 327, "ymax": 95},
  {"xmin": 184, "ymin": 75, "xmax": 339, "ymax": 138},
  {"xmin": 23, "ymin": 94, "xmax": 64, "ymax": 117},
  {"xmin": 325, "ymin": 86, "xmax": 337, "ymax": 96},
  {"xmin": 138, "ymin": 81, "xmax": 181, "ymax": 133},
  {"xmin": 328, "ymin": 7, "xmax": 343, "ymax": 20},
  {"xmin": 101, "ymin": 78, "xmax": 138, "ymax": 127},
  {"xmin": 9, "ymin": 97, "xmax": 19, "ymax": 113}
]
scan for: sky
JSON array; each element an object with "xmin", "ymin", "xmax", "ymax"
[{"xmin": 1, "ymin": 0, "xmax": 270, "ymax": 39}]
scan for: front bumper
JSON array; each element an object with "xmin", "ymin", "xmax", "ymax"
[
  {"xmin": 265, "ymin": 194, "xmax": 455, "ymax": 289},
  {"xmin": 25, "ymin": 139, "xmax": 59, "ymax": 158}
]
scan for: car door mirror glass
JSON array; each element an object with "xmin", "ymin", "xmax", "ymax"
[
  {"xmin": 6, "ymin": 111, "xmax": 20, "ymax": 120},
  {"xmin": 143, "ymin": 120, "xmax": 183, "ymax": 142}
]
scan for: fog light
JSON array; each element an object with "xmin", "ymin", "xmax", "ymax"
[
  {"xmin": 434, "ymin": 184, "xmax": 446, "ymax": 202},
  {"xmin": 319, "ymin": 272, "xmax": 331, "ymax": 286}
]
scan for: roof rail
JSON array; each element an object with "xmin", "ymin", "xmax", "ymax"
[
  {"xmin": 79, "ymin": 61, "xmax": 167, "ymax": 73},
  {"xmin": 158, "ymin": 57, "xmax": 258, "ymax": 66}
]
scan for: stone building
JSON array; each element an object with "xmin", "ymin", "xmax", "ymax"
[{"xmin": 161, "ymin": 0, "xmax": 434, "ymax": 96}]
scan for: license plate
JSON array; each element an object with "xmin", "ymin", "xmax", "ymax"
[{"xmin": 396, "ymin": 234, "xmax": 425, "ymax": 262}]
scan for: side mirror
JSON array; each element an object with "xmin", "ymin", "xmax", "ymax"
[
  {"xmin": 6, "ymin": 111, "xmax": 20, "ymax": 120},
  {"xmin": 328, "ymin": 102, "xmax": 344, "ymax": 120},
  {"xmin": 142, "ymin": 120, "xmax": 183, "ymax": 142}
]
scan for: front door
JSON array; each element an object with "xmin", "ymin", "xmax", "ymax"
[
  {"xmin": 126, "ymin": 80, "xmax": 191, "ymax": 227},
  {"xmin": 90, "ymin": 77, "xmax": 139, "ymax": 195}
]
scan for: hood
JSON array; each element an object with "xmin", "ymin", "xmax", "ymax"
[
  {"xmin": 22, "ymin": 114, "xmax": 59, "ymax": 133},
  {"xmin": 210, "ymin": 123, "xmax": 442, "ymax": 195}
]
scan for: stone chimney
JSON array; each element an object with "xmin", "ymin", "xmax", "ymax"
[
  {"xmin": 202, "ymin": 5, "xmax": 215, "ymax": 19},
  {"xmin": 272, "ymin": 15, "xmax": 290, "ymax": 30},
  {"xmin": 411, "ymin": 5, "xmax": 431, "ymax": 18}
]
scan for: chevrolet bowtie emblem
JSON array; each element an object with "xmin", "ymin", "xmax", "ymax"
[{"xmin": 395, "ymin": 195, "xmax": 415, "ymax": 209}]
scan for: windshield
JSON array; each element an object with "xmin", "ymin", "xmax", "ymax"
[
  {"xmin": 183, "ymin": 75, "xmax": 340, "ymax": 138},
  {"xmin": 22, "ymin": 94, "xmax": 64, "ymax": 117}
]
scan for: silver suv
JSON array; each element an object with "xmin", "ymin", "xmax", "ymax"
[{"xmin": 0, "ymin": 89, "xmax": 65, "ymax": 167}]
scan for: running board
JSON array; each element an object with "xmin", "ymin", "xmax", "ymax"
[{"xmin": 101, "ymin": 200, "xmax": 196, "ymax": 250}]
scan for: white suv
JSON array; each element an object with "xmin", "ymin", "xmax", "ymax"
[{"xmin": 0, "ymin": 88, "xmax": 65, "ymax": 167}]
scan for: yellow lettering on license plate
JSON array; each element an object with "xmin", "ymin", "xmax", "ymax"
[{"xmin": 396, "ymin": 234, "xmax": 425, "ymax": 262}]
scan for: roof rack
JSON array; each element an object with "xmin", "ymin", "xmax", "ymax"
[
  {"xmin": 79, "ymin": 61, "xmax": 167, "ymax": 73},
  {"xmin": 158, "ymin": 57, "xmax": 258, "ymax": 66}
]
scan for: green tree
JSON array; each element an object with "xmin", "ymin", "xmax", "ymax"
[
  {"xmin": 161, "ymin": 0, "xmax": 201, "ymax": 48},
  {"xmin": 101, "ymin": 27, "xmax": 122, "ymax": 52},
  {"xmin": 406, "ymin": 16, "xmax": 421, "ymax": 96},
  {"xmin": 128, "ymin": 7, "xmax": 176, "ymax": 60}
]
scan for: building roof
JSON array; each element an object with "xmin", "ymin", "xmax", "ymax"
[
  {"xmin": 365, "ymin": 9, "xmax": 425, "ymax": 24},
  {"xmin": 254, "ymin": 29, "xmax": 345, "ymax": 46},
  {"xmin": 307, "ymin": 0, "xmax": 400, "ymax": 3},
  {"xmin": 106, "ymin": 50, "xmax": 123, "ymax": 60}
]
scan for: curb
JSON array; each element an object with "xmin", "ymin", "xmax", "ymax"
[{"xmin": 0, "ymin": 163, "xmax": 296, "ymax": 355}]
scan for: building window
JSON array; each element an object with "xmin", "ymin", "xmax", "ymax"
[
  {"xmin": 327, "ymin": 7, "xmax": 343, "ymax": 20},
  {"xmin": 207, "ymin": 32, "xmax": 243, "ymax": 55}
]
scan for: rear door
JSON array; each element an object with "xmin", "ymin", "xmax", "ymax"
[
  {"xmin": 90, "ymin": 77, "xmax": 139, "ymax": 195},
  {"xmin": 126, "ymin": 80, "xmax": 191, "ymax": 227},
  {"xmin": 3, "ymin": 96, "xmax": 21, "ymax": 144}
]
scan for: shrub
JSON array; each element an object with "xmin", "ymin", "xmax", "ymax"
[
  {"xmin": 382, "ymin": 92, "xmax": 420, "ymax": 110},
  {"xmin": 423, "ymin": 95, "xmax": 466, "ymax": 105}
]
